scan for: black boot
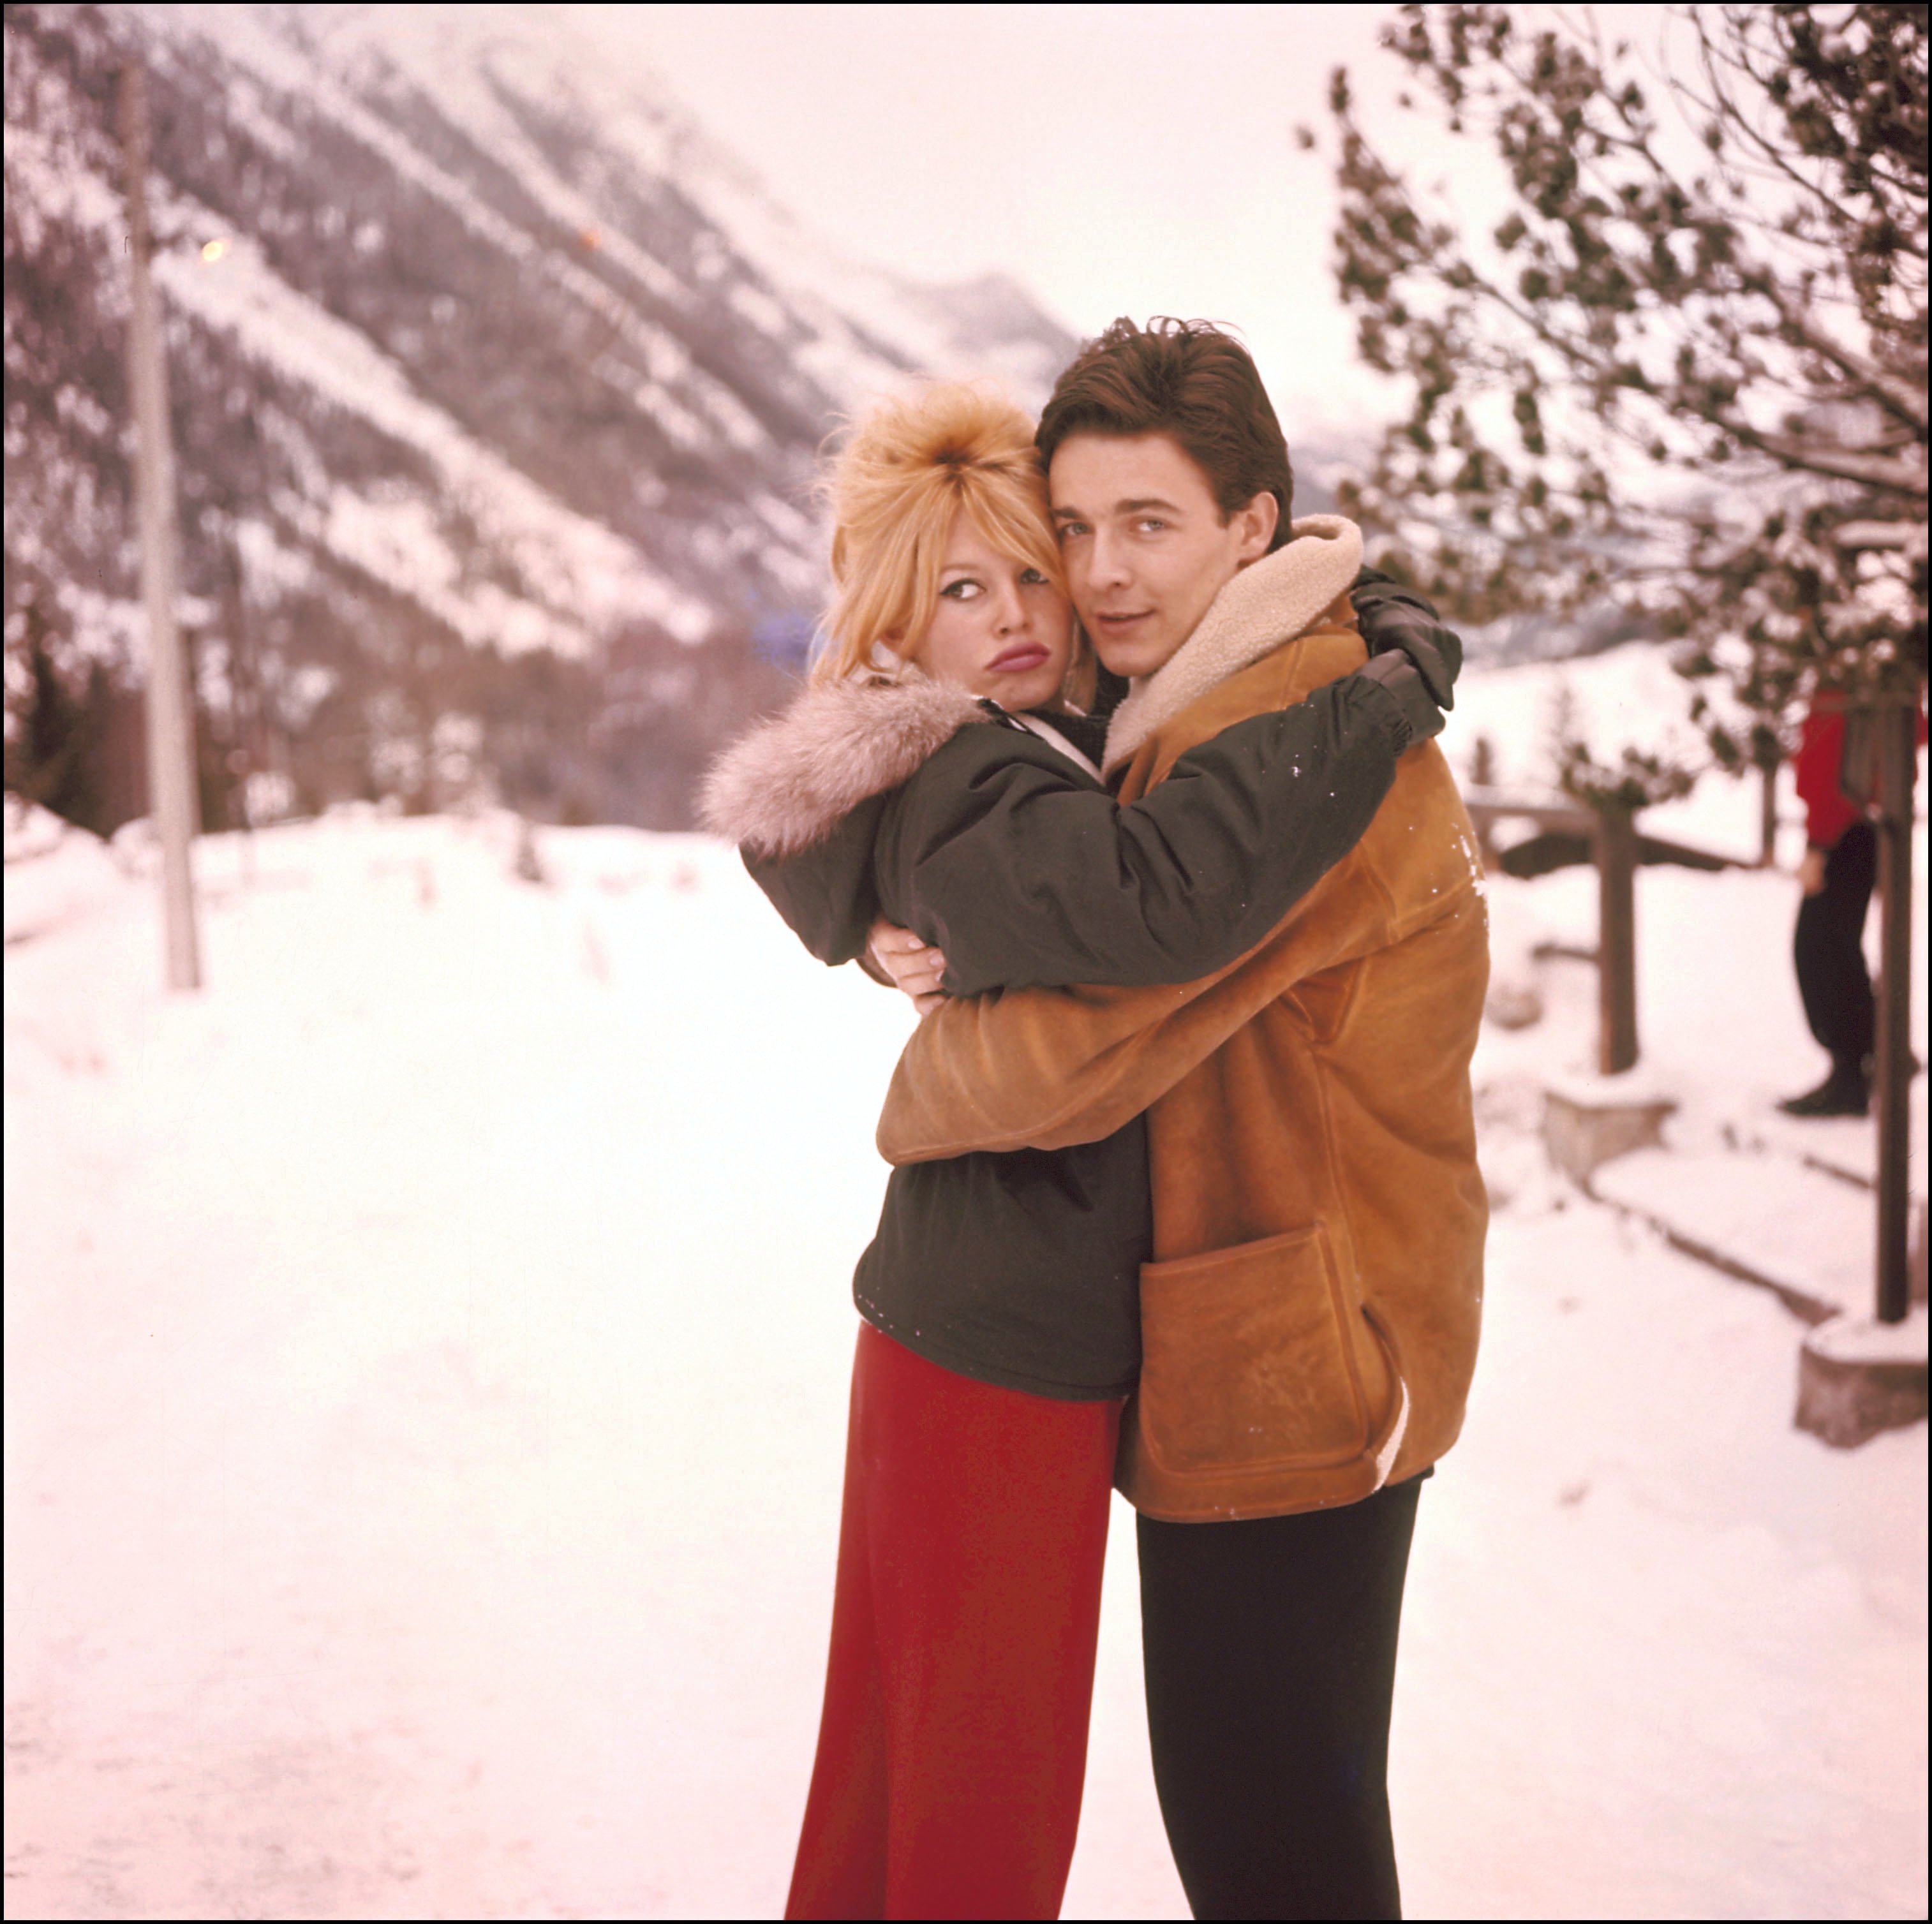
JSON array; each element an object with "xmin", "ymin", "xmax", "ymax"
[{"xmin": 1779, "ymin": 1055, "xmax": 1871, "ymax": 1118}]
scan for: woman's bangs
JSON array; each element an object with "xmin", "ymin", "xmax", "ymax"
[{"xmin": 962, "ymin": 476, "xmax": 1065, "ymax": 597}]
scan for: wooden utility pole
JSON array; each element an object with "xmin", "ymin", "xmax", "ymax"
[
  {"xmin": 1755, "ymin": 740, "xmax": 1780, "ymax": 868},
  {"xmin": 120, "ymin": 61, "xmax": 201, "ymax": 991},
  {"xmin": 1594, "ymin": 803, "xmax": 1640, "ymax": 1074},
  {"xmin": 1873, "ymin": 688, "xmax": 1919, "ymax": 1324}
]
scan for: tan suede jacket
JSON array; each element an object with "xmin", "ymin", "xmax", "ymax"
[{"xmin": 876, "ymin": 612, "xmax": 1490, "ymax": 1521}]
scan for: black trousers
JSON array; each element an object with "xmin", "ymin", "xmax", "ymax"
[
  {"xmin": 1138, "ymin": 1474, "xmax": 1423, "ymax": 1921},
  {"xmin": 1794, "ymin": 822, "xmax": 1876, "ymax": 1067}
]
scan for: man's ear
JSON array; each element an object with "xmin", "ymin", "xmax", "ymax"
[{"xmin": 1233, "ymin": 490, "xmax": 1278, "ymax": 565}]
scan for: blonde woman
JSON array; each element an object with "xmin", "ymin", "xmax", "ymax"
[{"xmin": 702, "ymin": 383, "xmax": 1447, "ymax": 1920}]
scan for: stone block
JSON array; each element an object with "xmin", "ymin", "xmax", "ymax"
[
  {"xmin": 1795, "ymin": 1310, "xmax": 1929, "ymax": 1448},
  {"xmin": 1542, "ymin": 1081, "xmax": 1679, "ymax": 1187},
  {"xmin": 1485, "ymin": 979, "xmax": 1545, "ymax": 1030}
]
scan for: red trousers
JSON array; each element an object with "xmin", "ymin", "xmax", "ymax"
[{"xmin": 785, "ymin": 1323, "xmax": 1122, "ymax": 1921}]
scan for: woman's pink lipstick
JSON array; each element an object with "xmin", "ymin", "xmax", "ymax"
[{"xmin": 988, "ymin": 645, "xmax": 1050, "ymax": 672}]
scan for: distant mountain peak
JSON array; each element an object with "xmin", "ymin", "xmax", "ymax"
[{"xmin": 4, "ymin": 2, "xmax": 1078, "ymax": 830}]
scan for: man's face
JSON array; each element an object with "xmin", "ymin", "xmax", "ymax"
[{"xmin": 1048, "ymin": 431, "xmax": 1278, "ymax": 679}]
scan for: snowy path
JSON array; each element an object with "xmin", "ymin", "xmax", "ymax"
[{"xmin": 4, "ymin": 804, "xmax": 1926, "ymax": 1920}]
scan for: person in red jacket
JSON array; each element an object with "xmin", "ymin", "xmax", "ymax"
[
  {"xmin": 1781, "ymin": 694, "xmax": 1875, "ymax": 1116},
  {"xmin": 1781, "ymin": 689, "xmax": 1926, "ymax": 1116}
]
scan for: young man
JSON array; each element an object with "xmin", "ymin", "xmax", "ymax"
[{"xmin": 873, "ymin": 319, "xmax": 1489, "ymax": 1920}]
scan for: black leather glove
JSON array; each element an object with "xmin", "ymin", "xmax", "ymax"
[
  {"xmin": 1355, "ymin": 649, "xmax": 1446, "ymax": 752},
  {"xmin": 1367, "ymin": 616, "xmax": 1457, "ymax": 710},
  {"xmin": 1351, "ymin": 574, "xmax": 1461, "ymax": 710}
]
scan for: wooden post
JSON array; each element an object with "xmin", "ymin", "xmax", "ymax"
[
  {"xmin": 1873, "ymin": 690, "xmax": 1919, "ymax": 1324},
  {"xmin": 1468, "ymin": 737, "xmax": 1500, "ymax": 871},
  {"xmin": 1594, "ymin": 803, "xmax": 1639, "ymax": 1074},
  {"xmin": 1757, "ymin": 743, "xmax": 1780, "ymax": 868},
  {"xmin": 120, "ymin": 63, "xmax": 201, "ymax": 991}
]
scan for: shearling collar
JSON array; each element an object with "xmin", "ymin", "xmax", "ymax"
[
  {"xmin": 699, "ymin": 672, "xmax": 990, "ymax": 859},
  {"xmin": 1103, "ymin": 515, "xmax": 1364, "ymax": 773}
]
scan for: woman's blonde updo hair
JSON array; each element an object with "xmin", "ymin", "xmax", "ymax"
[{"xmin": 815, "ymin": 382, "xmax": 1067, "ymax": 684}]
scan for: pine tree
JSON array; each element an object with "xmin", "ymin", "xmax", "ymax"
[
  {"xmin": 1311, "ymin": 3, "xmax": 1927, "ymax": 758},
  {"xmin": 5, "ymin": 593, "xmax": 105, "ymax": 831}
]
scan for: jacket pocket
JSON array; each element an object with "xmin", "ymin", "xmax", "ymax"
[{"xmin": 1137, "ymin": 1224, "xmax": 1401, "ymax": 1476}]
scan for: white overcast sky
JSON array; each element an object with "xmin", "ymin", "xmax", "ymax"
[{"xmin": 568, "ymin": 2, "xmax": 1441, "ymax": 447}]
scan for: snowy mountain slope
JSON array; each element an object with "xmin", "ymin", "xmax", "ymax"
[{"xmin": 3, "ymin": 3, "xmax": 1077, "ymax": 829}]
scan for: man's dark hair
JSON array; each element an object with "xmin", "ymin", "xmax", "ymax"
[{"xmin": 1036, "ymin": 317, "xmax": 1294, "ymax": 552}]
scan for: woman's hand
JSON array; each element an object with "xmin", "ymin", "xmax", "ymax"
[
  {"xmin": 868, "ymin": 919, "xmax": 949, "ymax": 1015},
  {"xmin": 1798, "ymin": 847, "xmax": 1829, "ymax": 896}
]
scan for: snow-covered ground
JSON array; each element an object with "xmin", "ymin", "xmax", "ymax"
[{"xmin": 5, "ymin": 665, "xmax": 1928, "ymax": 1919}]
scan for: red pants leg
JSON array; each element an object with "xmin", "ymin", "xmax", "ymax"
[{"xmin": 786, "ymin": 1323, "xmax": 1121, "ymax": 1921}]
